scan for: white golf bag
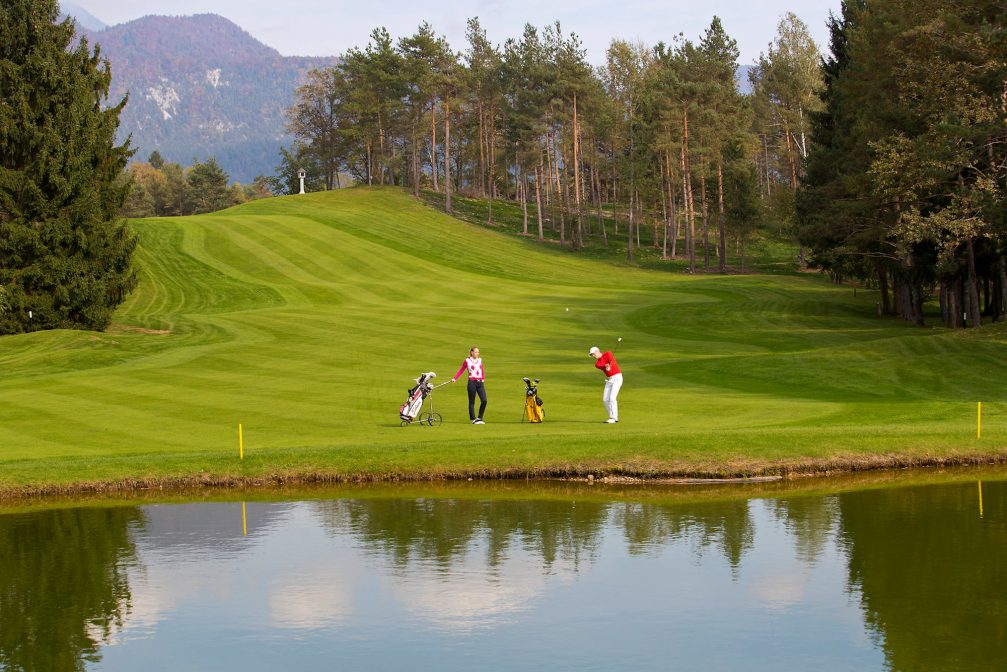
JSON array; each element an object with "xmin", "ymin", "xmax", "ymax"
[{"xmin": 399, "ymin": 372, "xmax": 436, "ymax": 423}]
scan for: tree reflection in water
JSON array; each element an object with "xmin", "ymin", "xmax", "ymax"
[
  {"xmin": 311, "ymin": 498, "xmax": 608, "ymax": 573},
  {"xmin": 768, "ymin": 495, "xmax": 840, "ymax": 565},
  {"xmin": 0, "ymin": 477, "xmax": 1001, "ymax": 670},
  {"xmin": 314, "ymin": 496, "xmax": 763, "ymax": 576},
  {"xmin": 0, "ymin": 507, "xmax": 142, "ymax": 672},
  {"xmin": 838, "ymin": 480, "xmax": 1007, "ymax": 671},
  {"xmin": 613, "ymin": 499, "xmax": 756, "ymax": 572}
]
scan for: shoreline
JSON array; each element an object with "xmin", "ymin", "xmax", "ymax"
[{"xmin": 3, "ymin": 451, "xmax": 1005, "ymax": 502}]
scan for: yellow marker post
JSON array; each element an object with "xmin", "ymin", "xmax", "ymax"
[
  {"xmin": 978, "ymin": 481, "xmax": 984, "ymax": 518},
  {"xmin": 239, "ymin": 423, "xmax": 244, "ymax": 460},
  {"xmin": 977, "ymin": 402, "xmax": 982, "ymax": 439}
]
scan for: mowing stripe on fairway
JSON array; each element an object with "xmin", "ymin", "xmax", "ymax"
[{"xmin": 2, "ymin": 187, "xmax": 1006, "ymax": 488}]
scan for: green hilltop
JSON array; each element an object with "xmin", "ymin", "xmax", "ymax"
[{"xmin": 2, "ymin": 188, "xmax": 1005, "ymax": 494}]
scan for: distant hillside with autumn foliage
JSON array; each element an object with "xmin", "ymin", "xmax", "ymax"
[{"xmin": 73, "ymin": 13, "xmax": 338, "ymax": 182}]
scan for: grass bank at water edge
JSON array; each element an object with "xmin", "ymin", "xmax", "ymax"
[{"xmin": 2, "ymin": 188, "xmax": 1006, "ymax": 497}]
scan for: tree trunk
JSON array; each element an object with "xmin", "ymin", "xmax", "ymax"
[
  {"xmin": 546, "ymin": 116, "xmax": 556, "ymax": 208},
  {"xmin": 593, "ymin": 164, "xmax": 607, "ymax": 247},
  {"xmin": 700, "ymin": 163, "xmax": 709, "ymax": 270},
  {"xmin": 611, "ymin": 168, "xmax": 619, "ymax": 235},
  {"xmin": 911, "ymin": 283, "xmax": 925, "ymax": 326},
  {"xmin": 895, "ymin": 263, "xmax": 924, "ymax": 326},
  {"xmin": 444, "ymin": 96, "xmax": 452, "ymax": 214},
  {"xmin": 555, "ymin": 126, "xmax": 566, "ymax": 246},
  {"xmin": 561, "ymin": 124, "xmax": 578, "ymax": 249},
  {"xmin": 797, "ymin": 104, "xmax": 809, "ymax": 159},
  {"xmin": 999, "ymin": 252, "xmax": 1007, "ymax": 320},
  {"xmin": 717, "ymin": 160, "xmax": 726, "ymax": 273},
  {"xmin": 653, "ymin": 189, "xmax": 660, "ymax": 249},
  {"xmin": 636, "ymin": 190, "xmax": 642, "ymax": 249},
  {"xmin": 572, "ymin": 95, "xmax": 583, "ymax": 249},
  {"xmin": 669, "ymin": 187, "xmax": 678, "ymax": 259},
  {"xmin": 681, "ymin": 123, "xmax": 696, "ymax": 275},
  {"xmin": 378, "ymin": 121, "xmax": 386, "ymax": 186},
  {"xmin": 875, "ymin": 262, "xmax": 891, "ymax": 316},
  {"xmin": 939, "ymin": 281, "xmax": 949, "ymax": 327},
  {"xmin": 966, "ymin": 237, "xmax": 982, "ymax": 328},
  {"xmin": 489, "ymin": 109, "xmax": 497, "ymax": 199},
  {"xmin": 366, "ymin": 142, "xmax": 373, "ymax": 186},
  {"xmin": 521, "ymin": 171, "xmax": 529, "ymax": 235},
  {"xmin": 989, "ymin": 275, "xmax": 1002, "ymax": 322},
  {"xmin": 535, "ymin": 162, "xmax": 544, "ymax": 240},
  {"xmin": 455, "ymin": 125, "xmax": 462, "ymax": 194},
  {"xmin": 666, "ymin": 150, "xmax": 678, "ymax": 258},
  {"xmin": 411, "ymin": 119, "xmax": 420, "ymax": 198},
  {"xmin": 680, "ymin": 145, "xmax": 691, "ymax": 270},
  {"xmin": 559, "ymin": 126, "xmax": 569, "ymax": 245},
  {"xmin": 951, "ymin": 277, "xmax": 963, "ymax": 327},
  {"xmin": 487, "ymin": 119, "xmax": 496, "ymax": 225},
  {"xmin": 763, "ymin": 134, "xmax": 772, "ymax": 197},
  {"xmin": 784, "ymin": 119, "xmax": 798, "ymax": 191},
  {"xmin": 430, "ymin": 100, "xmax": 438, "ymax": 192},
  {"xmin": 478, "ymin": 101, "xmax": 486, "ymax": 197},
  {"xmin": 659, "ymin": 157, "xmax": 668, "ymax": 260},
  {"xmin": 627, "ymin": 189, "xmax": 635, "ymax": 263}
]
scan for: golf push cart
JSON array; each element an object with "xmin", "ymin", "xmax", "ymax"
[{"xmin": 399, "ymin": 371, "xmax": 450, "ymax": 426}]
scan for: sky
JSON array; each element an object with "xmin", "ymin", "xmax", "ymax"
[{"xmin": 68, "ymin": 1, "xmax": 842, "ymax": 65}]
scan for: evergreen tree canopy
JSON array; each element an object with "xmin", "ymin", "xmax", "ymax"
[
  {"xmin": 0, "ymin": 0, "xmax": 136, "ymax": 334},
  {"xmin": 184, "ymin": 158, "xmax": 231, "ymax": 214},
  {"xmin": 798, "ymin": 0, "xmax": 1006, "ymax": 327}
]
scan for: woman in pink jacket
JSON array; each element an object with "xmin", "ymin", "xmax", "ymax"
[{"xmin": 452, "ymin": 346, "xmax": 487, "ymax": 424}]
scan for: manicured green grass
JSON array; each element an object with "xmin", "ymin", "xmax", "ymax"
[
  {"xmin": 2, "ymin": 187, "xmax": 1006, "ymax": 493},
  {"xmin": 418, "ymin": 189, "xmax": 799, "ymax": 274}
]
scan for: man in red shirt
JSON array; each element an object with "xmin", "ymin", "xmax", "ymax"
[{"xmin": 589, "ymin": 346, "xmax": 622, "ymax": 423}]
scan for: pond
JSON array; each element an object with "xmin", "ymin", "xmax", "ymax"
[{"xmin": 1, "ymin": 470, "xmax": 1004, "ymax": 672}]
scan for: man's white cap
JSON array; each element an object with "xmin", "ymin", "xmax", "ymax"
[{"xmin": 588, "ymin": 346, "xmax": 601, "ymax": 356}]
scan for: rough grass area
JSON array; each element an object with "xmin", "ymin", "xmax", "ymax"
[{"xmin": 2, "ymin": 187, "xmax": 1006, "ymax": 497}]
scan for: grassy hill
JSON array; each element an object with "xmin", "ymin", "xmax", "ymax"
[{"xmin": 2, "ymin": 188, "xmax": 1006, "ymax": 494}]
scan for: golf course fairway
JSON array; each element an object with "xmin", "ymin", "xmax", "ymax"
[{"xmin": 2, "ymin": 188, "xmax": 1006, "ymax": 496}]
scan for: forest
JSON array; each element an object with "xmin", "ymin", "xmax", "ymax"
[
  {"xmin": 283, "ymin": 13, "xmax": 800, "ymax": 275},
  {"xmin": 283, "ymin": 0, "xmax": 1006, "ymax": 328},
  {"xmin": 121, "ymin": 152, "xmax": 274, "ymax": 218}
]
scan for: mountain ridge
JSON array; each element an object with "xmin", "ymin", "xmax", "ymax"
[
  {"xmin": 59, "ymin": 1, "xmax": 107, "ymax": 31},
  {"xmin": 68, "ymin": 13, "xmax": 338, "ymax": 183}
]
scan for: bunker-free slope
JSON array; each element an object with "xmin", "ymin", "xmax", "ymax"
[{"xmin": 2, "ymin": 188, "xmax": 1005, "ymax": 493}]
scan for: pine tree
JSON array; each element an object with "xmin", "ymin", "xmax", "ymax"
[
  {"xmin": 0, "ymin": 0, "xmax": 136, "ymax": 333},
  {"xmin": 184, "ymin": 158, "xmax": 232, "ymax": 214},
  {"xmin": 698, "ymin": 17, "xmax": 743, "ymax": 273}
]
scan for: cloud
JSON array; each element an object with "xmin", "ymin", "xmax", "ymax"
[
  {"xmin": 748, "ymin": 566, "xmax": 811, "ymax": 611},
  {"xmin": 268, "ymin": 569, "xmax": 354, "ymax": 629},
  {"xmin": 389, "ymin": 551, "xmax": 580, "ymax": 632}
]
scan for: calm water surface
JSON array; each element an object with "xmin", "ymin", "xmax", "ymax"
[{"xmin": 1, "ymin": 473, "xmax": 1004, "ymax": 672}]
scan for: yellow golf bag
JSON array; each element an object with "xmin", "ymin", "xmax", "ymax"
[{"xmin": 522, "ymin": 377, "xmax": 544, "ymax": 423}]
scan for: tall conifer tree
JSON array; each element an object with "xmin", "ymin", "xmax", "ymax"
[{"xmin": 0, "ymin": 0, "xmax": 136, "ymax": 333}]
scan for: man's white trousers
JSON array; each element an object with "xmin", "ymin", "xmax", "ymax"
[{"xmin": 603, "ymin": 373, "xmax": 623, "ymax": 421}]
